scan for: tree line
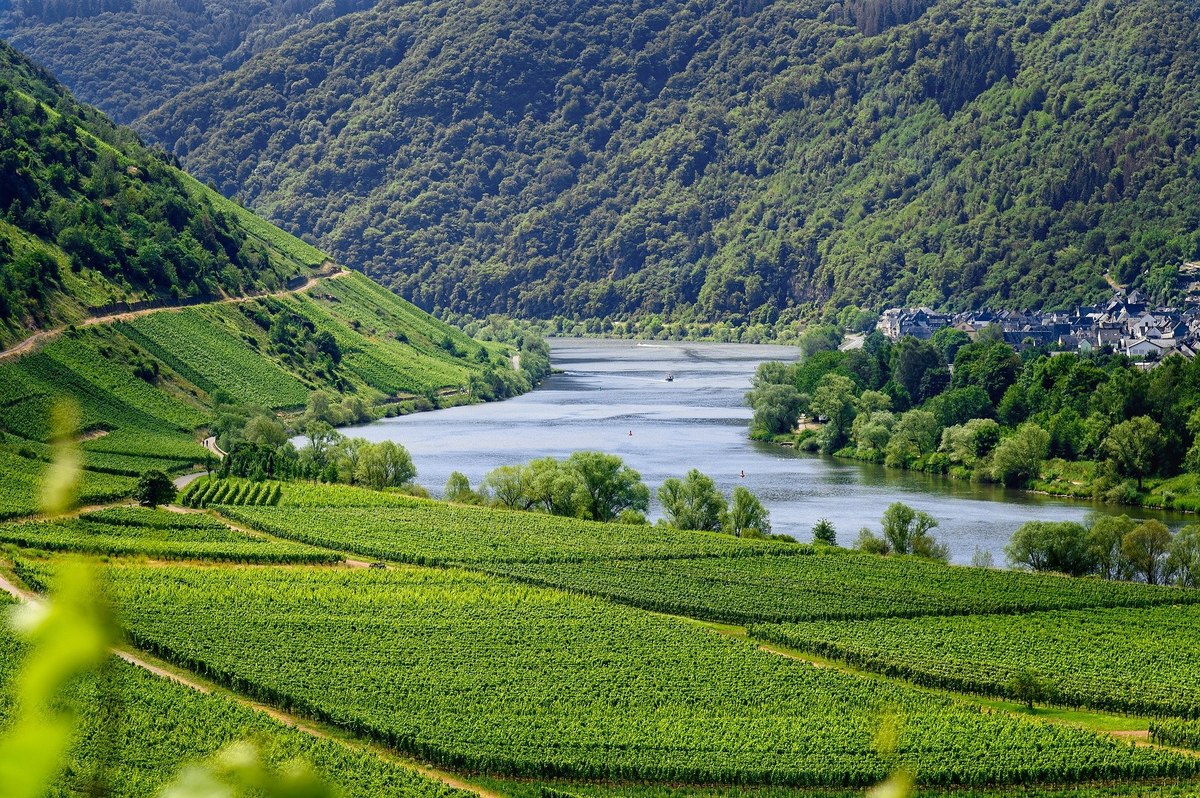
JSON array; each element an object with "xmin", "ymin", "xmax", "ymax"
[
  {"xmin": 747, "ymin": 325, "xmax": 1200, "ymax": 504},
  {"xmin": 445, "ymin": 457, "xmax": 782, "ymax": 540},
  {"xmin": 1008, "ymin": 516, "xmax": 1199, "ymax": 587}
]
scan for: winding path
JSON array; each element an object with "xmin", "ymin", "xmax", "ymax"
[{"xmin": 0, "ymin": 266, "xmax": 348, "ymax": 363}]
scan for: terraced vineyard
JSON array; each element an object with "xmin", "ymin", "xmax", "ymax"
[
  {"xmin": 753, "ymin": 606, "xmax": 1200, "ymax": 718},
  {"xmin": 285, "ymin": 289, "xmax": 484, "ymax": 396},
  {"xmin": 0, "ymin": 506, "xmax": 337, "ymax": 563},
  {"xmin": 100, "ymin": 564, "xmax": 1194, "ymax": 788},
  {"xmin": 484, "ymin": 553, "xmax": 1200, "ymax": 623},
  {"xmin": 220, "ymin": 494, "xmax": 795, "ymax": 565},
  {"xmin": 0, "ymin": 597, "xmax": 471, "ymax": 798}
]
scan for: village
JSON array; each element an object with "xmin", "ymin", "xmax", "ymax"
[{"xmin": 877, "ymin": 288, "xmax": 1200, "ymax": 363}]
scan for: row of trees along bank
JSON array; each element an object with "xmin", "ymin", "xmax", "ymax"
[{"xmin": 747, "ymin": 325, "xmax": 1200, "ymax": 510}]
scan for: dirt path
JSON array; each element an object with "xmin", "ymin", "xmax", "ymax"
[{"xmin": 0, "ymin": 267, "xmax": 348, "ymax": 363}]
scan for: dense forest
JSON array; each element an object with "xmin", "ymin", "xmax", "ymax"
[
  {"xmin": 0, "ymin": 0, "xmax": 375, "ymax": 124},
  {"xmin": 5, "ymin": 0, "xmax": 1200, "ymax": 326}
]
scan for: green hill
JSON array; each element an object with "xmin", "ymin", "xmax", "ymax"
[
  {"xmin": 0, "ymin": 39, "xmax": 539, "ymax": 518},
  {"xmin": 7, "ymin": 0, "xmax": 1200, "ymax": 326}
]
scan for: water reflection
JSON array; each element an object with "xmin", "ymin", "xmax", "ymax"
[{"xmin": 345, "ymin": 339, "xmax": 1189, "ymax": 565}]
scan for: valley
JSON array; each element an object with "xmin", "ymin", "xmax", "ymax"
[{"xmin": 2, "ymin": 4, "xmax": 1200, "ymax": 797}]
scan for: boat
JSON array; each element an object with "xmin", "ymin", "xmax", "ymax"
[{"xmin": 665, "ymin": 372, "xmax": 675, "ymax": 382}]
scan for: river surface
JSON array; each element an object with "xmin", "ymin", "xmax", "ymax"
[{"xmin": 347, "ymin": 339, "xmax": 1188, "ymax": 565}]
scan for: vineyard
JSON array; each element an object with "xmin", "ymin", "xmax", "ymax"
[
  {"xmin": 0, "ymin": 445, "xmax": 138, "ymax": 520},
  {"xmin": 1152, "ymin": 719, "xmax": 1200, "ymax": 750},
  {"xmin": 0, "ymin": 604, "xmax": 469, "ymax": 798},
  {"xmin": 181, "ymin": 477, "xmax": 283, "ymax": 508},
  {"xmin": 284, "ymin": 289, "xmax": 483, "ymax": 396},
  {"xmin": 219, "ymin": 494, "xmax": 796, "ymax": 565},
  {"xmin": 0, "ymin": 506, "xmax": 338, "ymax": 563},
  {"xmin": 752, "ymin": 605, "xmax": 1200, "ymax": 718},
  {"xmin": 483, "ymin": 552, "xmax": 1200, "ymax": 624},
  {"xmin": 118, "ymin": 308, "xmax": 312, "ymax": 409},
  {"xmin": 95, "ymin": 563, "xmax": 1196, "ymax": 788}
]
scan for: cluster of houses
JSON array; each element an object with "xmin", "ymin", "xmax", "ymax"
[{"xmin": 877, "ymin": 290, "xmax": 1200, "ymax": 363}]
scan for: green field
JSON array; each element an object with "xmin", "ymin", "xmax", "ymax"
[
  {"xmin": 753, "ymin": 605, "xmax": 1200, "ymax": 718},
  {"xmin": 0, "ymin": 445, "xmax": 138, "ymax": 520},
  {"xmin": 181, "ymin": 477, "xmax": 283, "ymax": 508},
  {"xmin": 220, "ymin": 490, "xmax": 795, "ymax": 565},
  {"xmin": 98, "ymin": 564, "xmax": 1194, "ymax": 788},
  {"xmin": 483, "ymin": 552, "xmax": 1200, "ymax": 624},
  {"xmin": 0, "ymin": 506, "xmax": 338, "ymax": 563}
]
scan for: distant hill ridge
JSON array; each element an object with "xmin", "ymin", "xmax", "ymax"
[{"xmin": 5, "ymin": 0, "xmax": 1200, "ymax": 326}]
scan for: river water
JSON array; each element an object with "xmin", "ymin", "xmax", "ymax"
[{"xmin": 347, "ymin": 339, "xmax": 1187, "ymax": 565}]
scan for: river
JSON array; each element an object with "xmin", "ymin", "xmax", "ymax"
[{"xmin": 345, "ymin": 338, "xmax": 1187, "ymax": 565}]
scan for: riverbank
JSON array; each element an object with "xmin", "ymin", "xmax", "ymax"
[{"xmin": 759, "ymin": 430, "xmax": 1200, "ymax": 516}]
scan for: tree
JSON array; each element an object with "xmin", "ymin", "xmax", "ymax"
[
  {"xmin": 952, "ymin": 341, "xmax": 1021, "ymax": 404},
  {"xmin": 885, "ymin": 409, "xmax": 941, "ymax": 468},
  {"xmin": 990, "ymin": 423, "xmax": 1049, "ymax": 487},
  {"xmin": 891, "ymin": 337, "xmax": 943, "ymax": 403},
  {"xmin": 1009, "ymin": 669, "xmax": 1050, "ymax": 710},
  {"xmin": 301, "ymin": 421, "xmax": 342, "ymax": 479},
  {"xmin": 335, "ymin": 437, "xmax": 369, "ymax": 485},
  {"xmin": 482, "ymin": 465, "xmax": 534, "ymax": 510},
  {"xmin": 880, "ymin": 502, "xmax": 939, "ymax": 555},
  {"xmin": 566, "ymin": 451, "xmax": 649, "ymax": 522},
  {"xmin": 810, "ymin": 373, "xmax": 857, "ymax": 453},
  {"xmin": 658, "ymin": 469, "xmax": 727, "ymax": 532},
  {"xmin": 354, "ymin": 441, "xmax": 416, "ymax": 490},
  {"xmin": 746, "ymin": 382, "xmax": 802, "ymax": 435},
  {"xmin": 243, "ymin": 414, "xmax": 287, "ymax": 448},
  {"xmin": 527, "ymin": 457, "xmax": 587, "ymax": 517},
  {"xmin": 1103, "ymin": 416, "xmax": 1164, "ymax": 490},
  {"xmin": 1185, "ymin": 408, "xmax": 1200, "ymax": 474},
  {"xmin": 1166, "ymin": 525, "xmax": 1200, "ymax": 587},
  {"xmin": 854, "ymin": 527, "xmax": 891, "ymax": 555},
  {"xmin": 931, "ymin": 326, "xmax": 971, "ymax": 364},
  {"xmin": 798, "ymin": 323, "xmax": 842, "ymax": 357},
  {"xmin": 444, "ymin": 471, "xmax": 480, "ymax": 504},
  {"xmin": 136, "ymin": 469, "xmax": 176, "ymax": 508},
  {"xmin": 1087, "ymin": 514, "xmax": 1137, "ymax": 580},
  {"xmin": 305, "ymin": 390, "xmax": 337, "ymax": 425},
  {"xmin": 1121, "ymin": 520, "xmax": 1172, "ymax": 585},
  {"xmin": 726, "ymin": 486, "xmax": 770, "ymax": 538},
  {"xmin": 812, "ymin": 518, "xmax": 837, "ymax": 545},
  {"xmin": 1006, "ymin": 521, "xmax": 1094, "ymax": 576}
]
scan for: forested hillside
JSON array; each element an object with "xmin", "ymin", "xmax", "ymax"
[
  {"xmin": 6, "ymin": 0, "xmax": 1200, "ymax": 326},
  {"xmin": 0, "ymin": 38, "xmax": 331, "ymax": 346},
  {"xmin": 0, "ymin": 0, "xmax": 376, "ymax": 124}
]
